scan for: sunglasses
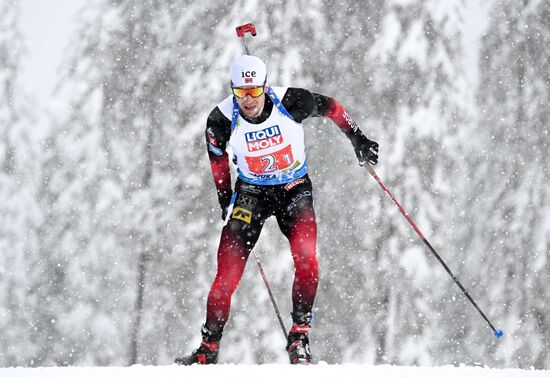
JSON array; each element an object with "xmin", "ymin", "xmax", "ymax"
[{"xmin": 232, "ymin": 86, "xmax": 265, "ymax": 98}]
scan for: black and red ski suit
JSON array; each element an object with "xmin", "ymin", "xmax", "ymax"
[{"xmin": 204, "ymin": 87, "xmax": 372, "ymax": 336}]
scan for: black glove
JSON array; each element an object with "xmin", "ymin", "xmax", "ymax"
[
  {"xmin": 349, "ymin": 132, "xmax": 379, "ymax": 166},
  {"xmin": 218, "ymin": 189, "xmax": 233, "ymax": 221}
]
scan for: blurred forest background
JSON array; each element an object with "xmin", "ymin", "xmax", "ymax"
[{"xmin": 1, "ymin": 0, "xmax": 549, "ymax": 369}]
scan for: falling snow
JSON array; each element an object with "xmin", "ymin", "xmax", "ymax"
[{"xmin": 1, "ymin": 0, "xmax": 549, "ymax": 371}]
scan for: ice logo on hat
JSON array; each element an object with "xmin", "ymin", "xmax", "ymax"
[{"xmin": 231, "ymin": 55, "xmax": 266, "ymax": 87}]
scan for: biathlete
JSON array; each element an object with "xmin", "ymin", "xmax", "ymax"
[{"xmin": 176, "ymin": 55, "xmax": 379, "ymax": 365}]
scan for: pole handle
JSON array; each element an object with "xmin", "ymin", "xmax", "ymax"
[
  {"xmin": 236, "ymin": 23, "xmax": 257, "ymax": 38},
  {"xmin": 235, "ymin": 23, "xmax": 256, "ymax": 56},
  {"xmin": 363, "ymin": 162, "xmax": 377, "ymax": 177}
]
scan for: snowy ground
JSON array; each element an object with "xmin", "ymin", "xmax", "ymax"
[{"xmin": 0, "ymin": 364, "xmax": 547, "ymax": 377}]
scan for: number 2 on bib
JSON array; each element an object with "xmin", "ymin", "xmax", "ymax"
[{"xmin": 246, "ymin": 145, "xmax": 295, "ymax": 174}]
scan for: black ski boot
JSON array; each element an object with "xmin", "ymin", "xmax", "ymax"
[
  {"xmin": 175, "ymin": 324, "xmax": 221, "ymax": 365},
  {"xmin": 286, "ymin": 312, "xmax": 312, "ymax": 364}
]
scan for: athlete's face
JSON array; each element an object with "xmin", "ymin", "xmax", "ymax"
[{"xmin": 234, "ymin": 85, "xmax": 267, "ymax": 118}]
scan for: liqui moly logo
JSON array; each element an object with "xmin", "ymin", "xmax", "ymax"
[{"xmin": 245, "ymin": 125, "xmax": 283, "ymax": 152}]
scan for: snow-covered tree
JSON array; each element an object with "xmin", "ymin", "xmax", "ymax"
[
  {"xmin": 312, "ymin": 0, "xmax": 473, "ymax": 365},
  {"xmin": 37, "ymin": 0, "xmax": 228, "ymax": 365},
  {"xmin": 0, "ymin": 0, "xmax": 41, "ymax": 367},
  {"xmin": 468, "ymin": 0, "xmax": 550, "ymax": 368}
]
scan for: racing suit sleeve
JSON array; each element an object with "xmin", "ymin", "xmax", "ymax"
[
  {"xmin": 205, "ymin": 107, "xmax": 232, "ymax": 211},
  {"xmin": 281, "ymin": 87, "xmax": 359, "ymax": 134},
  {"xmin": 282, "ymin": 87, "xmax": 379, "ymax": 165}
]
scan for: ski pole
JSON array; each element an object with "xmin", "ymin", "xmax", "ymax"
[
  {"xmin": 235, "ymin": 22, "xmax": 288, "ymax": 339},
  {"xmin": 363, "ymin": 163, "xmax": 504, "ymax": 338},
  {"xmin": 252, "ymin": 250, "xmax": 288, "ymax": 339}
]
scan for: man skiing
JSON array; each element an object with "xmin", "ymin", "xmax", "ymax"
[{"xmin": 175, "ymin": 55, "xmax": 379, "ymax": 365}]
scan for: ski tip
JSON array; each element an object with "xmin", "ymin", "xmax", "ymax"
[{"xmin": 494, "ymin": 329, "xmax": 504, "ymax": 338}]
